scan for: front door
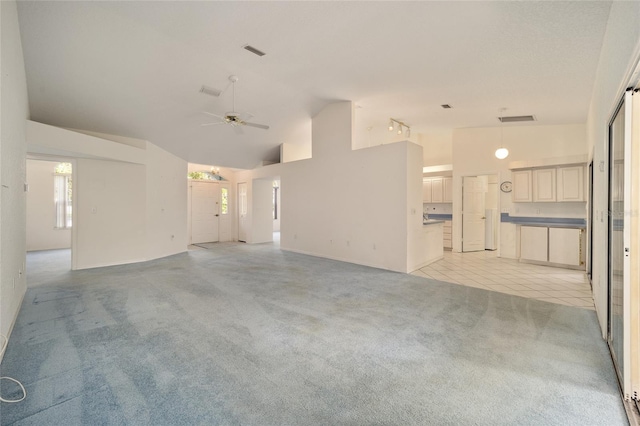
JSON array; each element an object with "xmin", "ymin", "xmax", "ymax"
[
  {"xmin": 238, "ymin": 182, "xmax": 248, "ymax": 242},
  {"xmin": 462, "ymin": 176, "xmax": 486, "ymax": 252},
  {"xmin": 190, "ymin": 181, "xmax": 219, "ymax": 244}
]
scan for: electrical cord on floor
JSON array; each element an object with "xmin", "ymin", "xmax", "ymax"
[{"xmin": 0, "ymin": 334, "xmax": 26, "ymax": 403}]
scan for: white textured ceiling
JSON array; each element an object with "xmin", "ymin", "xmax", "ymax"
[{"xmin": 16, "ymin": 1, "xmax": 611, "ymax": 169}]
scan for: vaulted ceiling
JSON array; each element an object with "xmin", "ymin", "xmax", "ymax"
[{"xmin": 17, "ymin": 1, "xmax": 611, "ymax": 169}]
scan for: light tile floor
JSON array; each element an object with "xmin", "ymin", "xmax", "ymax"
[{"xmin": 412, "ymin": 250, "xmax": 594, "ymax": 310}]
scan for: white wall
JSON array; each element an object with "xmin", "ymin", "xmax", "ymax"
[
  {"xmin": 1, "ymin": 0, "xmax": 29, "ymax": 360},
  {"xmin": 237, "ymin": 102, "xmax": 427, "ymax": 273},
  {"xmin": 27, "ymin": 122, "xmax": 188, "ymax": 270},
  {"xmin": 252, "ymin": 178, "xmax": 275, "ymax": 244},
  {"xmin": 26, "ymin": 159, "xmax": 71, "ymax": 251},
  {"xmin": 280, "ymin": 143, "xmax": 311, "ymax": 163},
  {"xmin": 145, "ymin": 144, "xmax": 188, "ymax": 260},
  {"xmin": 452, "ymin": 124, "xmax": 588, "ymax": 257},
  {"xmin": 75, "ymin": 159, "xmax": 147, "ymax": 269},
  {"xmin": 419, "ymin": 128, "xmax": 453, "ymax": 166},
  {"xmin": 586, "ymin": 0, "xmax": 640, "ymax": 336}
]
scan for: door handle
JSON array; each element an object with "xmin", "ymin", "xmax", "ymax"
[
  {"xmin": 215, "ymin": 214, "xmax": 219, "ymax": 217},
  {"xmin": 481, "ymin": 216, "xmax": 486, "ymax": 219}
]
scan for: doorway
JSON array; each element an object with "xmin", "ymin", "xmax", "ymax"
[
  {"xmin": 587, "ymin": 161, "xmax": 594, "ymax": 283},
  {"xmin": 238, "ymin": 182, "xmax": 248, "ymax": 242},
  {"xmin": 462, "ymin": 175, "xmax": 498, "ymax": 252},
  {"xmin": 25, "ymin": 157, "xmax": 74, "ymax": 271}
]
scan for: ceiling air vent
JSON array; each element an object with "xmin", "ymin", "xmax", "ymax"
[
  {"xmin": 243, "ymin": 44, "xmax": 266, "ymax": 57},
  {"xmin": 498, "ymin": 115, "xmax": 536, "ymax": 123},
  {"xmin": 441, "ymin": 104, "xmax": 452, "ymax": 109}
]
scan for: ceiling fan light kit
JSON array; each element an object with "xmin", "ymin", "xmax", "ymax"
[{"xmin": 201, "ymin": 75, "xmax": 269, "ymax": 131}]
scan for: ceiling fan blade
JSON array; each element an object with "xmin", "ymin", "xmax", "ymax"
[
  {"xmin": 202, "ymin": 111, "xmax": 225, "ymax": 120},
  {"xmin": 237, "ymin": 112, "xmax": 254, "ymax": 121},
  {"xmin": 234, "ymin": 126, "xmax": 244, "ymax": 135},
  {"xmin": 201, "ymin": 122, "xmax": 225, "ymax": 127},
  {"xmin": 243, "ymin": 121, "xmax": 270, "ymax": 130}
]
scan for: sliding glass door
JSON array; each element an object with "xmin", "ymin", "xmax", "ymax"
[{"xmin": 608, "ymin": 90, "xmax": 632, "ymax": 394}]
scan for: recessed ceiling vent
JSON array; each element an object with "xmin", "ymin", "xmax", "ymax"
[
  {"xmin": 243, "ymin": 44, "xmax": 266, "ymax": 57},
  {"xmin": 441, "ymin": 104, "xmax": 452, "ymax": 109},
  {"xmin": 498, "ymin": 115, "xmax": 536, "ymax": 123}
]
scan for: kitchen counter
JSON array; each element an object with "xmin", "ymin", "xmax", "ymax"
[
  {"xmin": 423, "ymin": 219, "xmax": 445, "ymax": 225},
  {"xmin": 516, "ymin": 223, "xmax": 585, "ymax": 229}
]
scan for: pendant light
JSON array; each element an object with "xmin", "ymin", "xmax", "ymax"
[{"xmin": 495, "ymin": 108, "xmax": 509, "ymax": 159}]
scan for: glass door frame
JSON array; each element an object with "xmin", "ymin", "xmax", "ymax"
[{"xmin": 607, "ymin": 89, "xmax": 633, "ymax": 398}]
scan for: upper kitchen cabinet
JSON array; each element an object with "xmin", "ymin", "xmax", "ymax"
[
  {"xmin": 533, "ymin": 168, "xmax": 557, "ymax": 202},
  {"xmin": 423, "ymin": 176, "xmax": 452, "ymax": 204},
  {"xmin": 422, "ymin": 179, "xmax": 432, "ymax": 203},
  {"xmin": 510, "ymin": 159, "xmax": 586, "ymax": 203},
  {"xmin": 512, "ymin": 170, "xmax": 532, "ymax": 202},
  {"xmin": 443, "ymin": 177, "xmax": 453, "ymax": 203},
  {"xmin": 431, "ymin": 178, "xmax": 443, "ymax": 203},
  {"xmin": 557, "ymin": 166, "xmax": 584, "ymax": 202}
]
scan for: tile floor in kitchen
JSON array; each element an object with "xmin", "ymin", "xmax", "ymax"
[{"xmin": 411, "ymin": 249, "xmax": 594, "ymax": 310}]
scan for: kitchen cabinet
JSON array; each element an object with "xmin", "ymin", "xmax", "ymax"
[
  {"xmin": 423, "ymin": 177, "xmax": 451, "ymax": 204},
  {"xmin": 548, "ymin": 228, "xmax": 582, "ymax": 266},
  {"xmin": 443, "ymin": 220, "xmax": 452, "ymax": 249},
  {"xmin": 533, "ymin": 168, "xmax": 556, "ymax": 202},
  {"xmin": 443, "ymin": 177, "xmax": 453, "ymax": 203},
  {"xmin": 520, "ymin": 226, "xmax": 548, "ymax": 262},
  {"xmin": 511, "ymin": 165, "xmax": 586, "ymax": 203},
  {"xmin": 557, "ymin": 166, "xmax": 584, "ymax": 202},
  {"xmin": 519, "ymin": 225, "xmax": 584, "ymax": 269},
  {"xmin": 431, "ymin": 178, "xmax": 443, "ymax": 203},
  {"xmin": 512, "ymin": 170, "xmax": 532, "ymax": 202},
  {"xmin": 422, "ymin": 179, "xmax": 432, "ymax": 203}
]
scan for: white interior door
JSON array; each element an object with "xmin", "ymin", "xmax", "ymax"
[
  {"xmin": 238, "ymin": 182, "xmax": 248, "ymax": 242},
  {"xmin": 462, "ymin": 176, "xmax": 486, "ymax": 252},
  {"xmin": 190, "ymin": 181, "xmax": 219, "ymax": 244}
]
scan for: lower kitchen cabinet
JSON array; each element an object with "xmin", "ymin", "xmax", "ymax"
[
  {"xmin": 520, "ymin": 226, "xmax": 548, "ymax": 262},
  {"xmin": 548, "ymin": 227, "xmax": 582, "ymax": 266},
  {"xmin": 519, "ymin": 225, "xmax": 584, "ymax": 269}
]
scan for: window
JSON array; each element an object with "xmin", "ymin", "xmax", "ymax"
[
  {"xmin": 54, "ymin": 163, "xmax": 72, "ymax": 229},
  {"xmin": 221, "ymin": 187, "xmax": 228, "ymax": 215}
]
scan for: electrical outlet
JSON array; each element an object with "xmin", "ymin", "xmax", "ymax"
[
  {"xmin": 346, "ymin": 241, "xmax": 350, "ymax": 247},
  {"xmin": 373, "ymin": 244, "xmax": 376, "ymax": 250}
]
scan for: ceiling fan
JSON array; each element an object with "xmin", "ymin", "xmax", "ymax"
[{"xmin": 201, "ymin": 75, "xmax": 269, "ymax": 133}]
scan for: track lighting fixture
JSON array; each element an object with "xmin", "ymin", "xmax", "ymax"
[{"xmin": 388, "ymin": 118, "xmax": 411, "ymax": 138}]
